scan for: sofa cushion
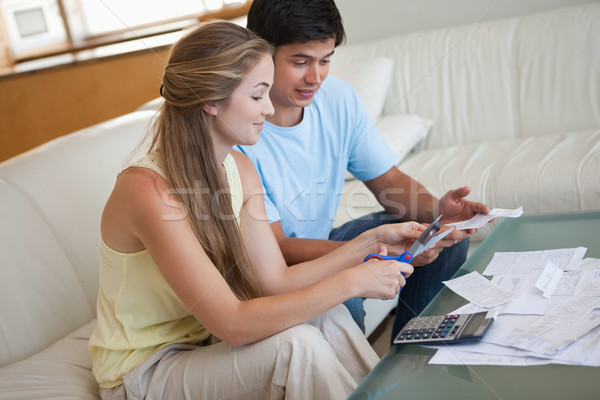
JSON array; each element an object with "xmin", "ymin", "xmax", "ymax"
[
  {"xmin": 0, "ymin": 320, "xmax": 97, "ymax": 399},
  {"xmin": 330, "ymin": 57, "xmax": 394, "ymax": 121},
  {"xmin": 0, "ymin": 180, "xmax": 95, "ymax": 368},
  {"xmin": 136, "ymin": 97, "xmax": 163, "ymax": 112},
  {"xmin": 0, "ymin": 110, "xmax": 154, "ymax": 368},
  {"xmin": 377, "ymin": 114, "xmax": 433, "ymax": 165},
  {"xmin": 399, "ymin": 129, "xmax": 600, "ymax": 240},
  {"xmin": 331, "ymin": 4, "xmax": 600, "ymax": 151},
  {"xmin": 335, "ymin": 130, "xmax": 600, "ymax": 241}
]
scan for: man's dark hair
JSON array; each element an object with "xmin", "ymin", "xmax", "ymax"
[{"xmin": 247, "ymin": 0, "xmax": 345, "ymax": 48}]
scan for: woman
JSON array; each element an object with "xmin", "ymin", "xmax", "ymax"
[{"xmin": 90, "ymin": 20, "xmax": 422, "ymax": 399}]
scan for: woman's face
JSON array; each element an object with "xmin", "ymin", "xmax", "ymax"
[{"xmin": 211, "ymin": 53, "xmax": 275, "ymax": 149}]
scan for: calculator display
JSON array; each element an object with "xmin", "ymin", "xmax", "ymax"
[{"xmin": 461, "ymin": 312, "xmax": 487, "ymax": 338}]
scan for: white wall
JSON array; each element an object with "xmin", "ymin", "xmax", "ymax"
[{"xmin": 337, "ymin": 0, "xmax": 599, "ymax": 44}]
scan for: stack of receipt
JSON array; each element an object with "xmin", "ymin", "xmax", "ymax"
[{"xmin": 430, "ymin": 247, "xmax": 600, "ymax": 366}]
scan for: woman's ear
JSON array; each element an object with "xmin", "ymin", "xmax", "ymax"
[{"xmin": 202, "ymin": 104, "xmax": 218, "ymax": 115}]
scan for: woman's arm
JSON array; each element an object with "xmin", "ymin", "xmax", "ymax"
[
  {"xmin": 108, "ymin": 166, "xmax": 411, "ymax": 347},
  {"xmin": 270, "ymin": 220, "xmax": 347, "ymax": 265},
  {"xmin": 233, "ymin": 151, "xmax": 420, "ymax": 295}
]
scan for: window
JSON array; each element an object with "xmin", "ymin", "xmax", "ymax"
[
  {"xmin": 75, "ymin": 0, "xmax": 210, "ymax": 36},
  {"xmin": 0, "ymin": 0, "xmax": 249, "ymax": 64},
  {"xmin": 1, "ymin": 0, "xmax": 68, "ymax": 54}
]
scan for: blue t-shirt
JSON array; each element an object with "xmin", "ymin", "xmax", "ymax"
[{"xmin": 237, "ymin": 75, "xmax": 396, "ymax": 240}]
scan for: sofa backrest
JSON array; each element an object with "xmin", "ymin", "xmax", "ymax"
[
  {"xmin": 331, "ymin": 3, "xmax": 600, "ymax": 151},
  {"xmin": 0, "ymin": 110, "xmax": 155, "ymax": 367}
]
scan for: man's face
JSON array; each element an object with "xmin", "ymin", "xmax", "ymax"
[{"xmin": 269, "ymin": 38, "xmax": 336, "ymax": 126}]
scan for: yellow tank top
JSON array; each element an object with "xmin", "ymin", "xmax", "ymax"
[{"xmin": 89, "ymin": 152, "xmax": 243, "ymax": 388}]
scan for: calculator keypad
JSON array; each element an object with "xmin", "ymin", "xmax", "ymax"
[{"xmin": 396, "ymin": 314, "xmax": 463, "ymax": 342}]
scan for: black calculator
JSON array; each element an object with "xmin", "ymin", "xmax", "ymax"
[{"xmin": 393, "ymin": 311, "xmax": 495, "ymax": 345}]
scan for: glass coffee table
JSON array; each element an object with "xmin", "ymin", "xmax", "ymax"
[{"xmin": 350, "ymin": 211, "xmax": 600, "ymax": 400}]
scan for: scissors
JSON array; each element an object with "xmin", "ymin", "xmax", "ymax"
[{"xmin": 363, "ymin": 215, "xmax": 444, "ymax": 264}]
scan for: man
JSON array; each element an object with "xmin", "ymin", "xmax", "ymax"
[{"xmin": 237, "ymin": 0, "xmax": 489, "ymax": 342}]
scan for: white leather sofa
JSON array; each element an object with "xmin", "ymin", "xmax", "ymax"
[
  {"xmin": 332, "ymin": 3, "xmax": 600, "ymax": 333},
  {"xmin": 1, "ymin": 4, "xmax": 598, "ymax": 398}
]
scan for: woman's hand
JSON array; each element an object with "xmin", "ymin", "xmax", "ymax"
[
  {"xmin": 353, "ymin": 257, "xmax": 414, "ymax": 300},
  {"xmin": 368, "ymin": 221, "xmax": 425, "ymax": 257},
  {"xmin": 365, "ymin": 221, "xmax": 459, "ymax": 267}
]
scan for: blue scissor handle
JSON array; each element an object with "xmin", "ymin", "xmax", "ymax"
[
  {"xmin": 363, "ymin": 252, "xmax": 411, "ymax": 294},
  {"xmin": 364, "ymin": 251, "xmax": 414, "ymax": 264}
]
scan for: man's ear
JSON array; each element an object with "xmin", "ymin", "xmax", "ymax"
[{"xmin": 202, "ymin": 104, "xmax": 218, "ymax": 115}]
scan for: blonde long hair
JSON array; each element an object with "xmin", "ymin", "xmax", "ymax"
[{"xmin": 150, "ymin": 21, "xmax": 272, "ymax": 300}]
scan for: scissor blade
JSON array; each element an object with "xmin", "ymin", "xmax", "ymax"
[{"xmin": 408, "ymin": 215, "xmax": 443, "ymax": 254}]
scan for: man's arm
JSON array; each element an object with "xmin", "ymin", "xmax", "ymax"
[
  {"xmin": 271, "ymin": 221, "xmax": 346, "ymax": 265},
  {"xmin": 270, "ymin": 166, "xmax": 446, "ymax": 265},
  {"xmin": 364, "ymin": 166, "xmax": 490, "ymax": 238},
  {"xmin": 363, "ymin": 166, "xmax": 438, "ymax": 223}
]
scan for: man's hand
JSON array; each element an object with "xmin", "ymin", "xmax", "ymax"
[
  {"xmin": 411, "ymin": 224, "xmax": 457, "ymax": 266},
  {"xmin": 411, "ymin": 247, "xmax": 442, "ymax": 266},
  {"xmin": 438, "ymin": 186, "xmax": 490, "ymax": 238}
]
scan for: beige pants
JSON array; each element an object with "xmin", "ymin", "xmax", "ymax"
[{"xmin": 100, "ymin": 305, "xmax": 379, "ymax": 400}]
